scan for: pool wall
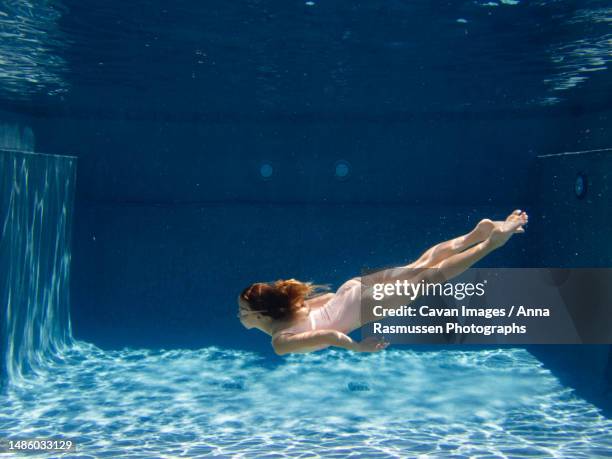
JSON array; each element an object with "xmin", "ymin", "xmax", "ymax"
[
  {"xmin": 23, "ymin": 107, "xmax": 603, "ymax": 350},
  {"xmin": 0, "ymin": 137, "xmax": 76, "ymax": 386},
  {"xmin": 526, "ymin": 148, "xmax": 612, "ymax": 415},
  {"xmin": 27, "ymin": 109, "xmax": 596, "ymax": 350}
]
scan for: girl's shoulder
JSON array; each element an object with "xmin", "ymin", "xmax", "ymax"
[
  {"xmin": 270, "ymin": 309, "xmax": 310, "ymax": 338},
  {"xmin": 305, "ymin": 292, "xmax": 335, "ymax": 309}
]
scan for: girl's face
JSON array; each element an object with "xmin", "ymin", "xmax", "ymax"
[{"xmin": 236, "ymin": 296, "xmax": 262, "ymax": 329}]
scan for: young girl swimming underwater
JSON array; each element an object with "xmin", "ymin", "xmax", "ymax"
[{"xmin": 237, "ymin": 209, "xmax": 528, "ymax": 355}]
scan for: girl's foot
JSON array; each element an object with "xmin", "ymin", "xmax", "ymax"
[
  {"xmin": 475, "ymin": 211, "xmax": 528, "ymax": 240},
  {"xmin": 487, "ymin": 210, "xmax": 529, "ymax": 249}
]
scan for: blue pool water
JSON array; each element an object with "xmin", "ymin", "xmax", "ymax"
[
  {"xmin": 1, "ymin": 0, "xmax": 612, "ymax": 457},
  {"xmin": 1, "ymin": 343, "xmax": 611, "ymax": 458}
]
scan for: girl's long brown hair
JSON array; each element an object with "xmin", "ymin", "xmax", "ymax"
[{"xmin": 239, "ymin": 278, "xmax": 331, "ymax": 321}]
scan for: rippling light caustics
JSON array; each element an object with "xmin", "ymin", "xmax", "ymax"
[
  {"xmin": 543, "ymin": 7, "xmax": 611, "ymax": 93},
  {"xmin": 0, "ymin": 149, "xmax": 610, "ymax": 457},
  {"xmin": 1, "ymin": 344, "xmax": 611, "ymax": 458},
  {"xmin": 0, "ymin": 1, "xmax": 69, "ymax": 99},
  {"xmin": 0, "ymin": 148, "xmax": 76, "ymax": 386}
]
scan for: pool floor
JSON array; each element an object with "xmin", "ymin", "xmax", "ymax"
[{"xmin": 1, "ymin": 343, "xmax": 611, "ymax": 458}]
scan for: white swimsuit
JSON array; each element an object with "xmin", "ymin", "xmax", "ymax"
[{"xmin": 272, "ymin": 277, "xmax": 362, "ymax": 339}]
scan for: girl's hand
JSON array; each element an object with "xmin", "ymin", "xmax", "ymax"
[{"xmin": 356, "ymin": 336, "xmax": 390, "ymax": 352}]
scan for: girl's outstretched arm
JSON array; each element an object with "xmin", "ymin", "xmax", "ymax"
[{"xmin": 272, "ymin": 329, "xmax": 388, "ymax": 355}]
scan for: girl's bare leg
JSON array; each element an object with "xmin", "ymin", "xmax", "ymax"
[
  {"xmin": 410, "ymin": 219, "xmax": 492, "ymax": 269},
  {"xmin": 359, "ymin": 210, "xmax": 528, "ymax": 328},
  {"xmin": 432, "ymin": 210, "xmax": 528, "ymax": 282},
  {"xmin": 411, "ymin": 211, "xmax": 528, "ymax": 269}
]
